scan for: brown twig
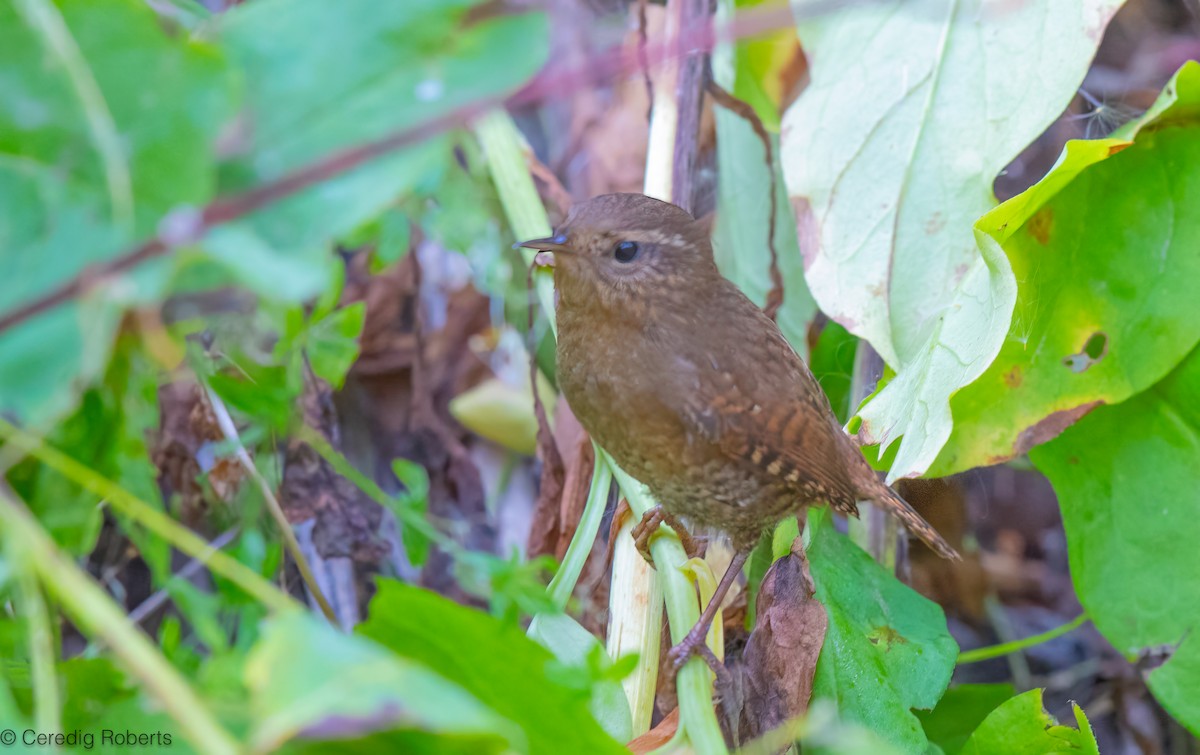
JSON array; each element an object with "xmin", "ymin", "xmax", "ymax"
[
  {"xmin": 0, "ymin": 1, "xmax": 852, "ymax": 336},
  {"xmin": 525, "ymin": 152, "xmax": 574, "ymax": 218},
  {"xmin": 706, "ymin": 77, "xmax": 783, "ymax": 320},
  {"xmin": 670, "ymin": 0, "xmax": 717, "ymax": 212}
]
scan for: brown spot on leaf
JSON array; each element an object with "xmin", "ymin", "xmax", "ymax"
[
  {"xmin": 1003, "ymin": 366, "xmax": 1023, "ymax": 388},
  {"xmin": 867, "ymin": 625, "xmax": 908, "ymax": 650},
  {"xmin": 925, "ymin": 211, "xmax": 945, "ymax": 235},
  {"xmin": 1027, "ymin": 207, "xmax": 1054, "ymax": 245},
  {"xmin": 1013, "ymin": 401, "xmax": 1103, "ymax": 456},
  {"xmin": 953, "ymin": 263, "xmax": 970, "ymax": 284},
  {"xmin": 1108, "ymin": 142, "xmax": 1131, "ymax": 156},
  {"xmin": 792, "ymin": 196, "xmax": 820, "ymax": 271}
]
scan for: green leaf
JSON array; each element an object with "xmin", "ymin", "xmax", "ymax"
[
  {"xmin": 59, "ymin": 658, "xmax": 187, "ymax": 754},
  {"xmin": 246, "ymin": 611, "xmax": 521, "ymax": 753},
  {"xmin": 7, "ymin": 335, "xmax": 162, "ymax": 556},
  {"xmin": 781, "ymin": 0, "xmax": 1125, "ymax": 480},
  {"xmin": 358, "ymin": 580, "xmax": 628, "ymax": 755},
  {"xmin": 389, "ymin": 458, "xmax": 431, "ymax": 567},
  {"xmin": 712, "ymin": 8, "xmax": 815, "ymax": 357},
  {"xmin": 916, "ymin": 684, "xmax": 1015, "ymax": 755},
  {"xmin": 934, "ymin": 62, "xmax": 1200, "ymax": 474},
  {"xmin": 0, "ymin": 0, "xmax": 232, "ymax": 226},
  {"xmin": 960, "ymin": 689, "xmax": 1098, "ymax": 755},
  {"xmin": 526, "ymin": 612, "xmax": 634, "ymax": 744},
  {"xmin": 1030, "ymin": 344, "xmax": 1200, "ymax": 734},
  {"xmin": 808, "ymin": 320, "xmax": 858, "ymax": 424},
  {"xmin": 303, "ymin": 302, "xmax": 366, "ymax": 389},
  {"xmin": 806, "ymin": 509, "xmax": 958, "ymax": 752},
  {"xmin": 0, "ymin": 0, "xmax": 233, "ymax": 424},
  {"xmin": 211, "ymin": 0, "xmax": 547, "ymax": 302}
]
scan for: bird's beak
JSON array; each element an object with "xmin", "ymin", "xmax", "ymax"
[{"xmin": 515, "ymin": 236, "xmax": 572, "ymax": 269}]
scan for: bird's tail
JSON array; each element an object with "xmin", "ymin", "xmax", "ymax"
[{"xmin": 872, "ymin": 486, "xmax": 961, "ymax": 561}]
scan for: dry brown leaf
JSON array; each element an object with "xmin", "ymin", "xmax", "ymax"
[
  {"xmin": 725, "ymin": 536, "xmax": 826, "ymax": 747},
  {"xmin": 627, "ymin": 707, "xmax": 679, "ymax": 754}
]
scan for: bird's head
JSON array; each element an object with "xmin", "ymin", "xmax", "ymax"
[{"xmin": 518, "ymin": 193, "xmax": 718, "ymax": 318}]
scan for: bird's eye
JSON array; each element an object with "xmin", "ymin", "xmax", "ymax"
[
  {"xmin": 552, "ymin": 233, "xmax": 568, "ymax": 245},
  {"xmin": 614, "ymin": 240, "xmax": 640, "ymax": 263}
]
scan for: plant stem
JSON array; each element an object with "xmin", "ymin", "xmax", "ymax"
[
  {"xmin": 0, "ymin": 418, "xmax": 296, "ymax": 614},
  {"xmin": 0, "ymin": 484, "xmax": 242, "ymax": 755},
  {"xmin": 546, "ymin": 454, "xmax": 612, "ymax": 610},
  {"xmin": 612, "ymin": 468, "xmax": 727, "ymax": 755},
  {"xmin": 605, "ymin": 502, "xmax": 664, "ymax": 738},
  {"xmin": 13, "ymin": 552, "xmax": 60, "ymax": 737},
  {"xmin": 203, "ymin": 388, "xmax": 337, "ymax": 623},
  {"xmin": 958, "ymin": 613, "xmax": 1089, "ymax": 665}
]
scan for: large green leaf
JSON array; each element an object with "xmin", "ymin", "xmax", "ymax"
[
  {"xmin": 246, "ymin": 611, "xmax": 521, "ymax": 753},
  {"xmin": 525, "ymin": 612, "xmax": 633, "ymax": 744},
  {"xmin": 960, "ymin": 689, "xmax": 1098, "ymax": 755},
  {"xmin": 933, "ymin": 62, "xmax": 1200, "ymax": 473},
  {"xmin": 712, "ymin": 0, "xmax": 816, "ymax": 357},
  {"xmin": 1031, "ymin": 345, "xmax": 1200, "ymax": 734},
  {"xmin": 211, "ymin": 0, "xmax": 547, "ymax": 301},
  {"xmin": 915, "ymin": 684, "xmax": 1015, "ymax": 755},
  {"xmin": 358, "ymin": 580, "xmax": 628, "ymax": 755},
  {"xmin": 806, "ymin": 509, "xmax": 958, "ymax": 752},
  {"xmin": 781, "ymin": 0, "xmax": 1124, "ymax": 480},
  {"xmin": 0, "ymin": 0, "xmax": 233, "ymax": 424}
]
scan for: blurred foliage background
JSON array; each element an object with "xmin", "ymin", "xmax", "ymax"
[{"xmin": 0, "ymin": 0, "xmax": 1198, "ymax": 753}]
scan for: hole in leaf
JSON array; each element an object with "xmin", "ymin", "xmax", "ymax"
[{"xmin": 1063, "ymin": 332, "xmax": 1108, "ymax": 372}]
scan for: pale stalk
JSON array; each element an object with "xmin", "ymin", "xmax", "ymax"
[
  {"xmin": 0, "ymin": 485, "xmax": 241, "ymax": 755},
  {"xmin": 605, "ymin": 498, "xmax": 663, "ymax": 736},
  {"xmin": 476, "ymin": 110, "xmax": 726, "ymax": 753}
]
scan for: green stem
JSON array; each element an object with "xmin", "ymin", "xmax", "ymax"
[
  {"xmin": 14, "ymin": 552, "xmax": 60, "ymax": 738},
  {"xmin": 546, "ymin": 454, "xmax": 611, "ymax": 610},
  {"xmin": 473, "ymin": 110, "xmax": 556, "ymax": 330},
  {"xmin": 0, "ymin": 418, "xmax": 296, "ymax": 614},
  {"xmin": 957, "ymin": 613, "xmax": 1089, "ymax": 665},
  {"xmin": 612, "ymin": 467, "xmax": 726, "ymax": 755},
  {"xmin": 0, "ymin": 485, "xmax": 242, "ymax": 755},
  {"xmin": 476, "ymin": 110, "xmax": 726, "ymax": 754}
]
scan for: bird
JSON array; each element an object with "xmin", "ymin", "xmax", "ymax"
[{"xmin": 519, "ymin": 193, "xmax": 959, "ymax": 670}]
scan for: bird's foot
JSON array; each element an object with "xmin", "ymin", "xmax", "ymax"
[
  {"xmin": 632, "ymin": 506, "xmax": 705, "ymax": 565},
  {"xmin": 668, "ymin": 625, "xmax": 729, "ymax": 681}
]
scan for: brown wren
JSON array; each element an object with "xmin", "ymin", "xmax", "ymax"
[{"xmin": 520, "ymin": 193, "xmax": 959, "ymax": 669}]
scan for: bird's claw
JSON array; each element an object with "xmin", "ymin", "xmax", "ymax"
[
  {"xmin": 668, "ymin": 629, "xmax": 730, "ymax": 681},
  {"xmin": 632, "ymin": 506, "xmax": 705, "ymax": 565}
]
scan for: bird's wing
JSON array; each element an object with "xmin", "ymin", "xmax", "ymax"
[{"xmin": 665, "ymin": 302, "xmax": 861, "ymax": 515}]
